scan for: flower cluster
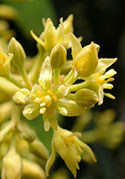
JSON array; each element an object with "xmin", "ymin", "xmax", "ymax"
[{"xmin": 0, "ymin": 13, "xmax": 117, "ymax": 178}]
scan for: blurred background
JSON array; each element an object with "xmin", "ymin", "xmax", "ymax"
[{"xmin": 0, "ymin": 0, "xmax": 125, "ymax": 178}]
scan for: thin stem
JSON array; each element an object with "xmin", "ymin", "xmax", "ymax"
[
  {"xmin": 12, "ymin": 102, "xmax": 20, "ymax": 125},
  {"xmin": 63, "ymin": 69, "xmax": 74, "ymax": 83},
  {"xmin": 69, "ymin": 81, "xmax": 87, "ymax": 92},
  {"xmin": 30, "ymin": 53, "xmax": 46, "ymax": 83},
  {"xmin": 0, "ymin": 77, "xmax": 19, "ymax": 95},
  {"xmin": 64, "ymin": 69, "xmax": 78, "ymax": 85},
  {"xmin": 0, "ymin": 120, "xmax": 15, "ymax": 142},
  {"xmin": 54, "ymin": 68, "xmax": 60, "ymax": 86},
  {"xmin": 20, "ymin": 69, "xmax": 32, "ymax": 90},
  {"xmin": 7, "ymin": 73, "xmax": 24, "ymax": 88}
]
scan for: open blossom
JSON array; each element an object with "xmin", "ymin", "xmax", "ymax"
[
  {"xmin": 46, "ymin": 126, "xmax": 96, "ymax": 178},
  {"xmin": 31, "ymin": 15, "xmax": 74, "ymax": 54},
  {"xmin": 13, "ymin": 56, "xmax": 93, "ymax": 131},
  {"xmin": 83, "ymin": 58, "xmax": 117, "ymax": 104}
]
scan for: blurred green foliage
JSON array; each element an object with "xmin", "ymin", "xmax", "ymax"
[{"xmin": 3, "ymin": 0, "xmax": 57, "ymax": 36}]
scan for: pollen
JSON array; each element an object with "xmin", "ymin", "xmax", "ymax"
[
  {"xmin": 52, "ymin": 95, "xmax": 58, "ymax": 102},
  {"xmin": 37, "ymin": 91, "xmax": 42, "ymax": 97},
  {"xmin": 47, "ymin": 101, "xmax": 52, "ymax": 108},
  {"xmin": 47, "ymin": 90, "xmax": 53, "ymax": 96},
  {"xmin": 41, "ymin": 96, "xmax": 46, "ymax": 102},
  {"xmin": 0, "ymin": 54, "xmax": 6, "ymax": 63}
]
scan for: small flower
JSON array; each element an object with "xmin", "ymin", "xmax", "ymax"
[
  {"xmin": 13, "ymin": 56, "xmax": 90, "ymax": 131},
  {"xmin": 46, "ymin": 126, "xmax": 96, "ymax": 178},
  {"xmin": 84, "ymin": 58, "xmax": 117, "ymax": 104},
  {"xmin": 30, "ymin": 15, "xmax": 74, "ymax": 54},
  {"xmin": 0, "ymin": 46, "xmax": 13, "ymax": 77}
]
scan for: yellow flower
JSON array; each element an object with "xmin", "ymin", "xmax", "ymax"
[
  {"xmin": 30, "ymin": 15, "xmax": 74, "ymax": 54},
  {"xmin": 84, "ymin": 58, "xmax": 117, "ymax": 104},
  {"xmin": 46, "ymin": 126, "xmax": 96, "ymax": 178},
  {"xmin": 21, "ymin": 57, "xmax": 86, "ymax": 131}
]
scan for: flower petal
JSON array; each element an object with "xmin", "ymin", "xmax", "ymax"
[
  {"xmin": 38, "ymin": 56, "xmax": 52, "ymax": 90},
  {"xmin": 45, "ymin": 139, "xmax": 56, "ymax": 176},
  {"xmin": 54, "ymin": 132, "xmax": 78, "ymax": 177},
  {"xmin": 56, "ymin": 98, "xmax": 86, "ymax": 116},
  {"xmin": 23, "ymin": 103, "xmax": 40, "ymax": 120},
  {"xmin": 95, "ymin": 58, "xmax": 117, "ymax": 73}
]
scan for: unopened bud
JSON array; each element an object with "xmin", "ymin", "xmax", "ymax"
[
  {"xmin": 1, "ymin": 149, "xmax": 22, "ymax": 179},
  {"xmin": 22, "ymin": 159, "xmax": 46, "ymax": 179},
  {"xmin": 8, "ymin": 37, "xmax": 26, "ymax": 70},
  {"xmin": 30, "ymin": 139, "xmax": 49, "ymax": 161},
  {"xmin": 73, "ymin": 42, "xmax": 98, "ymax": 77},
  {"xmin": 75, "ymin": 89, "xmax": 98, "ymax": 108},
  {"xmin": 50, "ymin": 44, "xmax": 66, "ymax": 68}
]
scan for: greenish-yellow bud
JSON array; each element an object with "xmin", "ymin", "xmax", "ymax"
[
  {"xmin": 1, "ymin": 149, "xmax": 22, "ymax": 179},
  {"xmin": 22, "ymin": 159, "xmax": 46, "ymax": 179},
  {"xmin": 75, "ymin": 89, "xmax": 99, "ymax": 108},
  {"xmin": 30, "ymin": 139, "xmax": 49, "ymax": 161},
  {"xmin": 50, "ymin": 44, "xmax": 66, "ymax": 68},
  {"xmin": 73, "ymin": 42, "xmax": 98, "ymax": 77},
  {"xmin": 8, "ymin": 37, "xmax": 26, "ymax": 70}
]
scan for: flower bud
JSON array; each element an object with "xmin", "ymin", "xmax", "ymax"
[
  {"xmin": 8, "ymin": 37, "xmax": 26, "ymax": 71},
  {"xmin": 50, "ymin": 44, "xmax": 66, "ymax": 68},
  {"xmin": 1, "ymin": 149, "xmax": 22, "ymax": 179},
  {"xmin": 30, "ymin": 139, "xmax": 49, "ymax": 161},
  {"xmin": 75, "ymin": 89, "xmax": 99, "ymax": 108},
  {"xmin": 22, "ymin": 159, "xmax": 46, "ymax": 179},
  {"xmin": 72, "ymin": 42, "xmax": 98, "ymax": 77}
]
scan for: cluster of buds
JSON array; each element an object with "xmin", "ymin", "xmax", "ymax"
[
  {"xmin": 0, "ymin": 14, "xmax": 117, "ymax": 178},
  {"xmin": 0, "ymin": 103, "xmax": 49, "ymax": 179}
]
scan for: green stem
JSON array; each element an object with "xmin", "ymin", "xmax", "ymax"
[
  {"xmin": 20, "ymin": 69, "xmax": 32, "ymax": 90},
  {"xmin": 7, "ymin": 73, "xmax": 24, "ymax": 88},
  {"xmin": 69, "ymin": 81, "xmax": 87, "ymax": 92},
  {"xmin": 30, "ymin": 53, "xmax": 47, "ymax": 83},
  {"xmin": 12, "ymin": 102, "xmax": 20, "ymax": 125},
  {"xmin": 0, "ymin": 77, "xmax": 19, "ymax": 95},
  {"xmin": 64, "ymin": 69, "xmax": 78, "ymax": 85},
  {"xmin": 64, "ymin": 69, "xmax": 74, "ymax": 83},
  {"xmin": 54, "ymin": 68, "xmax": 60, "ymax": 85},
  {"xmin": 0, "ymin": 120, "xmax": 15, "ymax": 142}
]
